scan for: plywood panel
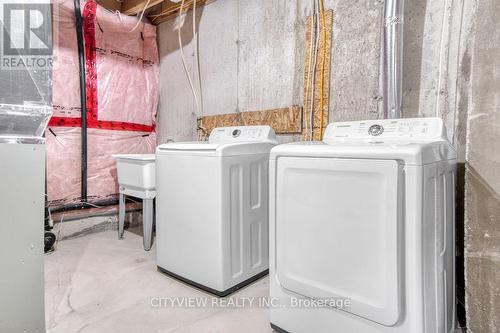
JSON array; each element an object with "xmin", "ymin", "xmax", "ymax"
[{"xmin": 198, "ymin": 106, "xmax": 302, "ymax": 137}]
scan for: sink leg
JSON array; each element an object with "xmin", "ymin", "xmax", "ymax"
[
  {"xmin": 118, "ymin": 193, "xmax": 125, "ymax": 239},
  {"xmin": 143, "ymin": 198, "xmax": 154, "ymax": 251}
]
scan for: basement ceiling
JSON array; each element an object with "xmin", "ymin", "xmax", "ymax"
[{"xmin": 96, "ymin": 0, "xmax": 215, "ymax": 25}]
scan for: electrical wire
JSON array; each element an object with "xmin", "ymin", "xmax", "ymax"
[
  {"xmin": 193, "ymin": 0, "xmax": 201, "ymax": 139},
  {"xmin": 193, "ymin": 0, "xmax": 205, "ymax": 140},
  {"xmin": 115, "ymin": 10, "xmax": 124, "ymax": 23},
  {"xmin": 318, "ymin": 0, "xmax": 327, "ymax": 139},
  {"xmin": 309, "ymin": 0, "xmax": 321, "ymax": 141},
  {"xmin": 150, "ymin": 0, "xmax": 196, "ymax": 22},
  {"xmin": 304, "ymin": 0, "xmax": 316, "ymax": 141},
  {"xmin": 129, "ymin": 0, "xmax": 151, "ymax": 32},
  {"xmin": 177, "ymin": 0, "xmax": 201, "ymax": 139},
  {"xmin": 82, "ymin": 201, "xmax": 104, "ymax": 208}
]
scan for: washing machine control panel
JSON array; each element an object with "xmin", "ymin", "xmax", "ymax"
[
  {"xmin": 209, "ymin": 125, "xmax": 277, "ymax": 143},
  {"xmin": 323, "ymin": 118, "xmax": 447, "ymax": 142}
]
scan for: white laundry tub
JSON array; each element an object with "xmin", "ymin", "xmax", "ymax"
[
  {"xmin": 113, "ymin": 154, "xmax": 156, "ymax": 251},
  {"xmin": 113, "ymin": 154, "xmax": 156, "ymax": 197}
]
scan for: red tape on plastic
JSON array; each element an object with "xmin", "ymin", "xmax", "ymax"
[{"xmin": 49, "ymin": 0, "xmax": 155, "ymax": 133}]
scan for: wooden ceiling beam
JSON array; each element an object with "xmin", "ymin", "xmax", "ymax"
[
  {"xmin": 122, "ymin": 0, "xmax": 164, "ymax": 15},
  {"xmin": 148, "ymin": 0, "xmax": 215, "ymax": 25},
  {"xmin": 96, "ymin": 0, "xmax": 122, "ymax": 12}
]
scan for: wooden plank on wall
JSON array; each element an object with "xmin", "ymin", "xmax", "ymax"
[
  {"xmin": 198, "ymin": 106, "xmax": 303, "ymax": 137},
  {"xmin": 303, "ymin": 9, "xmax": 333, "ymax": 141}
]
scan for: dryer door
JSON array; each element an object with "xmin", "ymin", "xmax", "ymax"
[{"xmin": 275, "ymin": 157, "xmax": 403, "ymax": 326}]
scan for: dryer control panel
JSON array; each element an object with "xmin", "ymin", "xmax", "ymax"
[
  {"xmin": 209, "ymin": 125, "xmax": 277, "ymax": 144},
  {"xmin": 323, "ymin": 117, "xmax": 448, "ymax": 143}
]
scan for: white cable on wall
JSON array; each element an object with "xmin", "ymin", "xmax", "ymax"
[
  {"xmin": 304, "ymin": 0, "xmax": 316, "ymax": 141},
  {"xmin": 308, "ymin": 0, "xmax": 321, "ymax": 140},
  {"xmin": 192, "ymin": 0, "xmax": 205, "ymax": 140},
  {"xmin": 193, "ymin": 0, "xmax": 203, "ymax": 119},
  {"xmin": 178, "ymin": 0, "xmax": 201, "ymax": 137},
  {"xmin": 128, "ymin": 0, "xmax": 151, "ymax": 32}
]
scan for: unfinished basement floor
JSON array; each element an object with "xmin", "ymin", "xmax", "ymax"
[{"xmin": 44, "ymin": 224, "xmax": 272, "ymax": 333}]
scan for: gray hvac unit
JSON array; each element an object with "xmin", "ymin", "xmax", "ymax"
[{"xmin": 0, "ymin": 104, "xmax": 51, "ymax": 333}]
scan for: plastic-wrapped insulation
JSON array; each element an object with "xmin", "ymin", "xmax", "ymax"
[
  {"xmin": 73, "ymin": 0, "xmax": 88, "ymax": 201},
  {"xmin": 47, "ymin": 0, "xmax": 159, "ymax": 207}
]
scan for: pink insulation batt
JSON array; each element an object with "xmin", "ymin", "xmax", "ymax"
[{"xmin": 47, "ymin": 0, "xmax": 159, "ymax": 205}]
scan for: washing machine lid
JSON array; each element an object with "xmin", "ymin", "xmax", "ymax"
[
  {"xmin": 157, "ymin": 125, "xmax": 277, "ymax": 156},
  {"xmin": 271, "ymin": 117, "xmax": 456, "ymax": 165}
]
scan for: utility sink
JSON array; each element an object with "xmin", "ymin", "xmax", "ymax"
[
  {"xmin": 113, "ymin": 154, "xmax": 156, "ymax": 197},
  {"xmin": 113, "ymin": 154, "xmax": 156, "ymax": 251}
]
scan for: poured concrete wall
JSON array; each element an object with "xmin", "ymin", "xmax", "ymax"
[
  {"xmin": 156, "ymin": 0, "xmax": 384, "ymax": 143},
  {"xmin": 463, "ymin": 0, "xmax": 500, "ymax": 332},
  {"xmin": 156, "ymin": 0, "xmax": 500, "ymax": 330}
]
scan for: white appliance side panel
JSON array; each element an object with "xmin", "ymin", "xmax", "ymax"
[
  {"xmin": 422, "ymin": 161, "xmax": 456, "ymax": 333},
  {"xmin": 221, "ymin": 154, "xmax": 269, "ymax": 289},
  {"xmin": 0, "ymin": 144, "xmax": 45, "ymax": 333},
  {"xmin": 249, "ymin": 158, "xmax": 266, "ymax": 269},
  {"xmin": 156, "ymin": 155, "xmax": 224, "ymax": 290},
  {"xmin": 229, "ymin": 163, "xmax": 244, "ymax": 277},
  {"xmin": 275, "ymin": 157, "xmax": 403, "ymax": 326},
  {"xmin": 445, "ymin": 162, "xmax": 457, "ymax": 332}
]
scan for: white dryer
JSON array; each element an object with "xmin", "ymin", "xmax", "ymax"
[
  {"xmin": 270, "ymin": 118, "xmax": 456, "ymax": 333},
  {"xmin": 156, "ymin": 125, "xmax": 277, "ymax": 296}
]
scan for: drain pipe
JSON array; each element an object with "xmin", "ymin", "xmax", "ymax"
[{"xmin": 383, "ymin": 0, "xmax": 404, "ymax": 119}]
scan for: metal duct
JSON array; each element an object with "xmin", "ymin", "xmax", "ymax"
[{"xmin": 383, "ymin": 0, "xmax": 404, "ymax": 119}]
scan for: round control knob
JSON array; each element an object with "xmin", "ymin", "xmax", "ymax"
[
  {"xmin": 368, "ymin": 124, "xmax": 384, "ymax": 136},
  {"xmin": 232, "ymin": 129, "xmax": 241, "ymax": 137}
]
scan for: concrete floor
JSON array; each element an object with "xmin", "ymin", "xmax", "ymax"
[{"xmin": 44, "ymin": 227, "xmax": 272, "ymax": 333}]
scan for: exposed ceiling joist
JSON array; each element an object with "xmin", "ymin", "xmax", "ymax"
[
  {"xmin": 148, "ymin": 0, "xmax": 215, "ymax": 25},
  {"xmin": 121, "ymin": 0, "xmax": 164, "ymax": 15},
  {"xmin": 96, "ymin": 0, "xmax": 216, "ymax": 25},
  {"xmin": 96, "ymin": 0, "xmax": 122, "ymax": 12}
]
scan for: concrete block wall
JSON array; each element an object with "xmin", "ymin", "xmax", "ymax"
[{"xmin": 156, "ymin": 0, "xmax": 500, "ymax": 331}]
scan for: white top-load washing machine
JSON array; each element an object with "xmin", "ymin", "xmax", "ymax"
[
  {"xmin": 156, "ymin": 125, "xmax": 277, "ymax": 296},
  {"xmin": 270, "ymin": 118, "xmax": 456, "ymax": 333}
]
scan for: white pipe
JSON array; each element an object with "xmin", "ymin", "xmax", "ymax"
[{"xmin": 383, "ymin": 0, "xmax": 405, "ymax": 119}]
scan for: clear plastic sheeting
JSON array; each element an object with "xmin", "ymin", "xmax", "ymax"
[
  {"xmin": 50, "ymin": 0, "xmax": 159, "ymax": 128},
  {"xmin": 47, "ymin": 0, "xmax": 159, "ymax": 206},
  {"xmin": 0, "ymin": 104, "xmax": 52, "ymax": 141},
  {"xmin": 0, "ymin": 0, "xmax": 53, "ymax": 143},
  {"xmin": 0, "ymin": 0, "xmax": 53, "ymax": 107},
  {"xmin": 46, "ymin": 128, "xmax": 156, "ymax": 205},
  {"xmin": 95, "ymin": 7, "xmax": 158, "ymax": 126},
  {"xmin": 51, "ymin": 0, "xmax": 82, "ymax": 119}
]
